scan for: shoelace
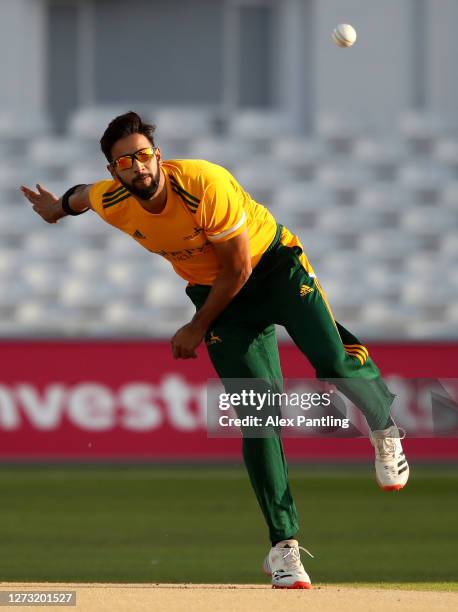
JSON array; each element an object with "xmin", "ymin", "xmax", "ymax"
[
  {"xmin": 282, "ymin": 545, "xmax": 314, "ymax": 570},
  {"xmin": 376, "ymin": 437, "xmax": 396, "ymax": 459},
  {"xmin": 374, "ymin": 427, "xmax": 406, "ymax": 460}
]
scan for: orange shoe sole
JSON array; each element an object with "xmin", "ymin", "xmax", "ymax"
[
  {"xmin": 272, "ymin": 582, "xmax": 312, "ymax": 589},
  {"xmin": 376, "ymin": 478, "xmax": 406, "ymax": 491}
]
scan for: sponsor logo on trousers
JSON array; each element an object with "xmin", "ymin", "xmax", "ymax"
[
  {"xmin": 206, "ymin": 331, "xmax": 222, "ymax": 346},
  {"xmin": 300, "ymin": 284, "xmax": 314, "ymax": 297}
]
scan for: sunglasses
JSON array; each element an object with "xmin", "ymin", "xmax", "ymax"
[{"xmin": 112, "ymin": 147, "xmax": 157, "ymax": 171}]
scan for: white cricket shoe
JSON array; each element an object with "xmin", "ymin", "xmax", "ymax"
[
  {"xmin": 370, "ymin": 424, "xmax": 409, "ymax": 491},
  {"xmin": 262, "ymin": 539, "xmax": 313, "ymax": 589}
]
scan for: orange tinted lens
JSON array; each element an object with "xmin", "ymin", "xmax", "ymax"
[
  {"xmin": 115, "ymin": 156, "xmax": 133, "ymax": 171},
  {"xmin": 136, "ymin": 148, "xmax": 154, "ymax": 163}
]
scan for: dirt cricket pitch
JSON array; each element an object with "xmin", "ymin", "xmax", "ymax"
[{"xmin": 0, "ymin": 583, "xmax": 456, "ymax": 612}]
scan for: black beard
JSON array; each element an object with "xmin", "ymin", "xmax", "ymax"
[{"xmin": 117, "ymin": 167, "xmax": 160, "ymax": 200}]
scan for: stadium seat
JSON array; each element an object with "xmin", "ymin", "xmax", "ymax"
[
  {"xmin": 432, "ymin": 137, "xmax": 458, "ymax": 165},
  {"xmin": 232, "ymin": 157, "xmax": 294, "ymax": 206},
  {"xmin": 274, "ymin": 137, "xmax": 328, "ymax": 162},
  {"xmin": 359, "ymin": 231, "xmax": 424, "ymax": 258},
  {"xmin": 272, "ymin": 182, "xmax": 335, "ymax": 212},
  {"xmin": 439, "ymin": 181, "xmax": 458, "ymax": 211},
  {"xmin": 0, "ymin": 204, "xmax": 43, "ymax": 236},
  {"xmin": 68, "ymin": 105, "xmax": 152, "ymax": 140},
  {"xmin": 100, "ymin": 302, "xmax": 163, "ymax": 335},
  {"xmin": 67, "ymin": 250, "xmax": 112, "ymax": 276},
  {"xmin": 106, "ymin": 261, "xmax": 170, "ymax": 300},
  {"xmin": 398, "ymin": 162, "xmax": 449, "ymax": 207},
  {"xmin": 144, "ymin": 276, "xmax": 188, "ymax": 308},
  {"xmin": 316, "ymin": 160, "xmax": 373, "ymax": 187},
  {"xmin": 356, "ymin": 183, "xmax": 414, "ymax": 211},
  {"xmin": 400, "ymin": 206, "xmax": 457, "ymax": 235},
  {"xmin": 101, "ymin": 301, "xmax": 194, "ymax": 337},
  {"xmin": 273, "ymin": 137, "xmax": 328, "ymax": 180},
  {"xmin": 28, "ymin": 136, "xmax": 100, "ymax": 169},
  {"xmin": 105, "ymin": 232, "xmax": 145, "ymax": 255},
  {"xmin": 228, "ymin": 110, "xmax": 294, "ymax": 147},
  {"xmin": 66, "ymin": 162, "xmax": 111, "ymax": 186},
  {"xmin": 0, "ymin": 163, "xmax": 56, "ymax": 193},
  {"xmin": 317, "ymin": 276, "xmax": 368, "ymax": 309},
  {"xmin": 314, "ymin": 252, "xmax": 367, "ymax": 277},
  {"xmin": 399, "ymin": 160, "xmax": 452, "ymax": 185},
  {"xmin": 399, "ymin": 110, "xmax": 458, "ymax": 157},
  {"xmin": 65, "ymin": 210, "xmax": 113, "ymax": 241},
  {"xmin": 402, "ymin": 278, "xmax": 455, "ymax": 306},
  {"xmin": 316, "ymin": 112, "xmax": 369, "ymax": 153},
  {"xmin": 0, "ymin": 110, "xmax": 51, "ymax": 143},
  {"xmin": 23, "ymin": 229, "xmax": 80, "ymax": 259},
  {"xmin": 316, "ymin": 207, "xmax": 394, "ymax": 233},
  {"xmin": 188, "ymin": 137, "xmax": 254, "ymax": 168},
  {"xmin": 404, "ymin": 253, "xmax": 440, "ymax": 276},
  {"xmin": 445, "ymin": 303, "xmax": 458, "ymax": 325},
  {"xmin": 0, "ymin": 249, "xmax": 18, "ymax": 276},
  {"xmin": 352, "ymin": 138, "xmax": 408, "ymax": 181},
  {"xmin": 404, "ymin": 320, "xmax": 455, "ymax": 340},
  {"xmin": 0, "ymin": 277, "xmax": 30, "ymax": 309},
  {"xmin": 152, "ymin": 106, "xmax": 219, "ymax": 139},
  {"xmin": 58, "ymin": 277, "xmax": 117, "ymax": 308},
  {"xmin": 14, "ymin": 302, "xmax": 82, "ymax": 335},
  {"xmin": 21, "ymin": 261, "xmax": 67, "ymax": 297},
  {"xmin": 439, "ymin": 233, "xmax": 458, "ymax": 258},
  {"xmin": 292, "ymin": 229, "xmax": 342, "ymax": 261},
  {"xmin": 361, "ymin": 299, "xmax": 412, "ymax": 318}
]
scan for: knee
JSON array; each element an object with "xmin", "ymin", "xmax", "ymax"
[{"xmin": 316, "ymin": 354, "xmax": 351, "ymax": 379}]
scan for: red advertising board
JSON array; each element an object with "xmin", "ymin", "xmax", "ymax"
[{"xmin": 0, "ymin": 340, "xmax": 457, "ymax": 461}]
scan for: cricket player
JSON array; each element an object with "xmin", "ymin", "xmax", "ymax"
[{"xmin": 21, "ymin": 111, "xmax": 409, "ymax": 589}]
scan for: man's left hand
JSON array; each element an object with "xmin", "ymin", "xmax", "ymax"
[{"xmin": 171, "ymin": 322, "xmax": 206, "ymax": 359}]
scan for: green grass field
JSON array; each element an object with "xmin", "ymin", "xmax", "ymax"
[{"xmin": 0, "ymin": 464, "xmax": 456, "ymax": 588}]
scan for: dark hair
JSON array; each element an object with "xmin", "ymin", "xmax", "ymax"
[{"xmin": 100, "ymin": 111, "xmax": 156, "ymax": 162}]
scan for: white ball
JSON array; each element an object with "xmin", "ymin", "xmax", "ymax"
[{"xmin": 332, "ymin": 23, "xmax": 357, "ymax": 48}]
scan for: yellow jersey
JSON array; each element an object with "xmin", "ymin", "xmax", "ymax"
[{"xmin": 88, "ymin": 159, "xmax": 314, "ymax": 284}]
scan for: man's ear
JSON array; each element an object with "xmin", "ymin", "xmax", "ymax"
[{"xmin": 155, "ymin": 147, "xmax": 162, "ymax": 164}]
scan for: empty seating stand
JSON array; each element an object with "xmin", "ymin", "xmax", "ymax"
[{"xmin": 0, "ymin": 106, "xmax": 455, "ymax": 339}]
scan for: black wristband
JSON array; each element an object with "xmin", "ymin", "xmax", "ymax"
[{"xmin": 61, "ymin": 184, "xmax": 88, "ymax": 216}]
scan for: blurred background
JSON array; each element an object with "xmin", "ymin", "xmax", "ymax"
[
  {"xmin": 0, "ymin": 0, "xmax": 457, "ymax": 586},
  {"xmin": 0, "ymin": 0, "xmax": 457, "ymax": 340}
]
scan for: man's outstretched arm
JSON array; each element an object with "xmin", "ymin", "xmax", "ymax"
[{"xmin": 20, "ymin": 183, "xmax": 93, "ymax": 223}]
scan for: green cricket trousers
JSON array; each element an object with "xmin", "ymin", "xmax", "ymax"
[{"xmin": 186, "ymin": 225, "xmax": 395, "ymax": 544}]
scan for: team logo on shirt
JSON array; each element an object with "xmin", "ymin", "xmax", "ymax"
[
  {"xmin": 132, "ymin": 229, "xmax": 146, "ymax": 239},
  {"xmin": 183, "ymin": 227, "xmax": 204, "ymax": 241},
  {"xmin": 300, "ymin": 284, "xmax": 314, "ymax": 297}
]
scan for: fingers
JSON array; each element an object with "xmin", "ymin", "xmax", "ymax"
[
  {"xmin": 171, "ymin": 340, "xmax": 197, "ymax": 359},
  {"xmin": 20, "ymin": 186, "xmax": 39, "ymax": 204},
  {"xmin": 20, "ymin": 186, "xmax": 34, "ymax": 198},
  {"xmin": 174, "ymin": 350, "xmax": 197, "ymax": 360},
  {"xmin": 172, "ymin": 343, "xmax": 189, "ymax": 359},
  {"xmin": 36, "ymin": 183, "xmax": 49, "ymax": 195},
  {"xmin": 20, "ymin": 184, "xmax": 50, "ymax": 199}
]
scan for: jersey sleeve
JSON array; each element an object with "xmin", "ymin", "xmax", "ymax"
[
  {"xmin": 88, "ymin": 180, "xmax": 119, "ymax": 216},
  {"xmin": 197, "ymin": 176, "xmax": 247, "ymax": 243}
]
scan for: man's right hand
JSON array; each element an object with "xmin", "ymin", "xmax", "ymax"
[{"xmin": 20, "ymin": 184, "xmax": 65, "ymax": 224}]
